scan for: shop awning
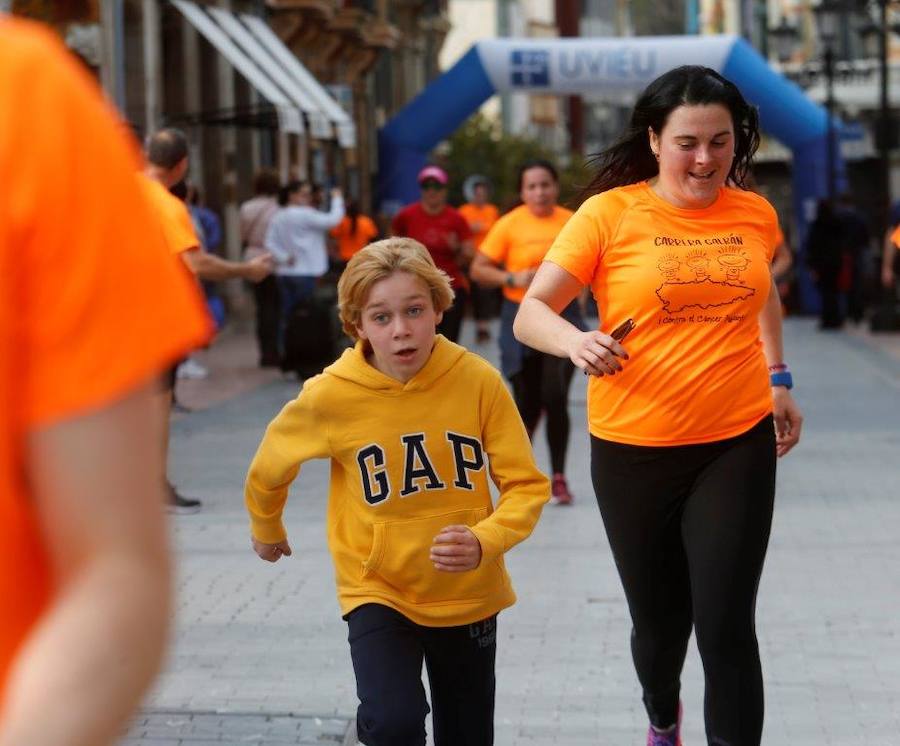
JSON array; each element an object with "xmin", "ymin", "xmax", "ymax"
[
  {"xmin": 170, "ymin": 0, "xmax": 303, "ymax": 134},
  {"xmin": 240, "ymin": 14, "xmax": 357, "ymax": 149},
  {"xmin": 170, "ymin": 1, "xmax": 355, "ymax": 145},
  {"xmin": 205, "ymin": 6, "xmax": 335, "ymax": 140}
]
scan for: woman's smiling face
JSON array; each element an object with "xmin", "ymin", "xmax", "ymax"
[{"xmin": 649, "ymin": 103, "xmax": 735, "ymax": 210}]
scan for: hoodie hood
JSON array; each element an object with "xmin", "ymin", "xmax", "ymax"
[{"xmin": 324, "ymin": 334, "xmax": 468, "ymax": 393}]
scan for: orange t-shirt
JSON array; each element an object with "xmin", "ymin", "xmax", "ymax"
[
  {"xmin": 479, "ymin": 204, "xmax": 573, "ymax": 303},
  {"xmin": 138, "ymin": 175, "xmax": 200, "ymax": 255},
  {"xmin": 890, "ymin": 225, "xmax": 900, "ymax": 250},
  {"xmin": 546, "ymin": 182, "xmax": 778, "ymax": 446},
  {"xmin": 330, "ymin": 214, "xmax": 378, "ymax": 261},
  {"xmin": 458, "ymin": 202, "xmax": 500, "ymax": 249},
  {"xmin": 0, "ymin": 18, "xmax": 213, "ymax": 692}
]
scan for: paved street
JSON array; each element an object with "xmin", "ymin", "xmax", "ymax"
[{"xmin": 123, "ymin": 318, "xmax": 900, "ymax": 745}]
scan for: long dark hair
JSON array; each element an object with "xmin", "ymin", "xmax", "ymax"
[
  {"xmin": 346, "ymin": 200, "xmax": 360, "ymax": 235},
  {"xmin": 278, "ymin": 179, "xmax": 308, "ymax": 207},
  {"xmin": 584, "ymin": 66, "xmax": 760, "ymax": 196}
]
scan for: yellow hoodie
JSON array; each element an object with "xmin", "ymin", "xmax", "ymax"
[{"xmin": 245, "ymin": 335, "xmax": 549, "ymax": 627}]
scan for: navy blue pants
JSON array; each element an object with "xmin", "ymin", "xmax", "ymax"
[
  {"xmin": 346, "ymin": 603, "xmax": 496, "ymax": 746},
  {"xmin": 591, "ymin": 415, "xmax": 776, "ymax": 746}
]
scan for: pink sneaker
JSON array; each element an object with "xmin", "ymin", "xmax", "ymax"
[
  {"xmin": 551, "ymin": 473, "xmax": 573, "ymax": 505},
  {"xmin": 646, "ymin": 702, "xmax": 683, "ymax": 746}
]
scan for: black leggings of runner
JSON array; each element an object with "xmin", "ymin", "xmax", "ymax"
[
  {"xmin": 471, "ymin": 281, "xmax": 501, "ymax": 322},
  {"xmin": 509, "ymin": 351, "xmax": 575, "ymax": 474},
  {"xmin": 252, "ymin": 274, "xmax": 281, "ymax": 364},
  {"xmin": 347, "ymin": 603, "xmax": 496, "ymax": 746},
  {"xmin": 438, "ymin": 288, "xmax": 468, "ymax": 343},
  {"xmin": 590, "ymin": 415, "xmax": 776, "ymax": 746}
]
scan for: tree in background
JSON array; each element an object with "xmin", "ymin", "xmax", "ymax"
[{"xmin": 440, "ymin": 114, "xmax": 591, "ymax": 213}]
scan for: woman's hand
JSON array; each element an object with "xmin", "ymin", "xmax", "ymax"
[
  {"xmin": 252, "ymin": 537, "xmax": 293, "ymax": 562},
  {"xmin": 567, "ymin": 329, "xmax": 629, "ymax": 377},
  {"xmin": 431, "ymin": 526, "xmax": 482, "ymax": 572},
  {"xmin": 772, "ymin": 387, "xmax": 803, "ymax": 457}
]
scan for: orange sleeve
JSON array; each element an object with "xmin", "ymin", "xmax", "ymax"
[
  {"xmin": 363, "ymin": 215, "xmax": 378, "ymax": 241},
  {"xmin": 759, "ymin": 201, "xmax": 780, "ymax": 264},
  {"xmin": 330, "ymin": 218, "xmax": 346, "ymax": 240},
  {"xmin": 478, "ymin": 214, "xmax": 511, "ymax": 265},
  {"xmin": 139, "ymin": 178, "xmax": 200, "ymax": 255},
  {"xmin": 891, "ymin": 225, "xmax": 900, "ymax": 248},
  {"xmin": 166, "ymin": 199, "xmax": 201, "ymax": 255},
  {"xmin": 544, "ymin": 194, "xmax": 611, "ymax": 285},
  {"xmin": 11, "ymin": 26, "xmax": 213, "ymax": 426}
]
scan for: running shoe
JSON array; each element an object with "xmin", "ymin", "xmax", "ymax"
[
  {"xmin": 176, "ymin": 358, "xmax": 208, "ymax": 380},
  {"xmin": 646, "ymin": 702, "xmax": 683, "ymax": 746},
  {"xmin": 167, "ymin": 486, "xmax": 202, "ymax": 514},
  {"xmin": 551, "ymin": 473, "xmax": 573, "ymax": 505}
]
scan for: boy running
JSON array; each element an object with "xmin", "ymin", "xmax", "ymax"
[{"xmin": 245, "ymin": 238, "xmax": 548, "ymax": 746}]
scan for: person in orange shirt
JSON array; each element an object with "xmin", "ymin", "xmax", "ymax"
[
  {"xmin": 140, "ymin": 128, "xmax": 273, "ymax": 513},
  {"xmin": 0, "ymin": 18, "xmax": 213, "ymax": 745},
  {"xmin": 513, "ymin": 67, "xmax": 803, "ymax": 746},
  {"xmin": 330, "ymin": 200, "xmax": 379, "ymax": 265},
  {"xmin": 459, "ymin": 178, "xmax": 501, "ymax": 344},
  {"xmin": 470, "ymin": 161, "xmax": 583, "ymax": 505}
]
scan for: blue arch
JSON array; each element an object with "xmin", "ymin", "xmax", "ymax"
[{"xmin": 379, "ymin": 35, "xmax": 842, "ymax": 312}]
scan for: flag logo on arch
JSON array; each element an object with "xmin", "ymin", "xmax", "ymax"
[{"xmin": 510, "ymin": 50, "xmax": 550, "ymax": 87}]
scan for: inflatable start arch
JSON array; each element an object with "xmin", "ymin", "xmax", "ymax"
[{"xmin": 379, "ymin": 35, "xmax": 839, "ymax": 312}]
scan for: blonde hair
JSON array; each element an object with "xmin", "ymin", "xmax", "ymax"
[{"xmin": 338, "ymin": 238, "xmax": 455, "ymax": 340}]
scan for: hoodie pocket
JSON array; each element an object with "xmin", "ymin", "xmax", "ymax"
[{"xmin": 361, "ymin": 507, "xmax": 504, "ymax": 604}]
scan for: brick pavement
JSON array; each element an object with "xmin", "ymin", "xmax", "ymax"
[{"xmin": 124, "ymin": 318, "xmax": 900, "ymax": 745}]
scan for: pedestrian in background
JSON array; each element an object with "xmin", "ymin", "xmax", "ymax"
[
  {"xmin": 330, "ymin": 199, "xmax": 379, "ymax": 265},
  {"xmin": 240, "ymin": 168, "xmax": 282, "ymax": 367},
  {"xmin": 265, "ymin": 179, "xmax": 344, "ymax": 354},
  {"xmin": 459, "ymin": 177, "xmax": 501, "ymax": 344},
  {"xmin": 245, "ymin": 238, "xmax": 548, "ymax": 746},
  {"xmin": 513, "ymin": 66, "xmax": 802, "ymax": 746},
  {"xmin": 835, "ymin": 193, "xmax": 871, "ymax": 324},
  {"xmin": 880, "ymin": 199, "xmax": 900, "ymax": 291},
  {"xmin": 471, "ymin": 159, "xmax": 583, "ymax": 505},
  {"xmin": 0, "ymin": 18, "xmax": 212, "ymax": 744},
  {"xmin": 806, "ymin": 198, "xmax": 846, "ymax": 329},
  {"xmin": 186, "ymin": 183, "xmax": 223, "ymax": 256},
  {"xmin": 140, "ymin": 128, "xmax": 273, "ymax": 513},
  {"xmin": 391, "ymin": 166, "xmax": 473, "ymax": 342}
]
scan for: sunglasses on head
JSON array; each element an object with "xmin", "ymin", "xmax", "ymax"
[{"xmin": 420, "ymin": 180, "xmax": 445, "ymax": 191}]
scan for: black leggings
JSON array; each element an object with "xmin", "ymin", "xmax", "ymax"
[
  {"xmin": 509, "ymin": 350, "xmax": 575, "ymax": 474},
  {"xmin": 347, "ymin": 603, "xmax": 496, "ymax": 746},
  {"xmin": 438, "ymin": 288, "xmax": 468, "ymax": 343},
  {"xmin": 590, "ymin": 416, "xmax": 776, "ymax": 746}
]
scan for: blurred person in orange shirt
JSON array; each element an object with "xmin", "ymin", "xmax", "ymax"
[
  {"xmin": 459, "ymin": 177, "xmax": 501, "ymax": 344},
  {"xmin": 330, "ymin": 200, "xmax": 379, "ymax": 266},
  {"xmin": 140, "ymin": 128, "xmax": 273, "ymax": 512},
  {"xmin": 0, "ymin": 17, "xmax": 214, "ymax": 745},
  {"xmin": 470, "ymin": 161, "xmax": 583, "ymax": 505}
]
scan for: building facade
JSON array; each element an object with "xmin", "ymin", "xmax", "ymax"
[{"xmin": 8, "ymin": 0, "xmax": 451, "ymax": 260}]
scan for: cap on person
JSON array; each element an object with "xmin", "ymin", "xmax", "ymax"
[{"xmin": 417, "ymin": 165, "xmax": 448, "ymax": 186}]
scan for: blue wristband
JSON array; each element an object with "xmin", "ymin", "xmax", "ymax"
[{"xmin": 770, "ymin": 371, "xmax": 793, "ymax": 389}]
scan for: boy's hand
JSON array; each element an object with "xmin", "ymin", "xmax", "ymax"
[
  {"xmin": 252, "ymin": 537, "xmax": 292, "ymax": 563},
  {"xmin": 431, "ymin": 526, "xmax": 482, "ymax": 572}
]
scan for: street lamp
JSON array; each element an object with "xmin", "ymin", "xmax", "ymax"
[
  {"xmin": 768, "ymin": 16, "xmax": 799, "ymax": 64},
  {"xmin": 857, "ymin": 1, "xmax": 899, "ymax": 237},
  {"xmin": 812, "ymin": 0, "xmax": 842, "ymax": 201}
]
